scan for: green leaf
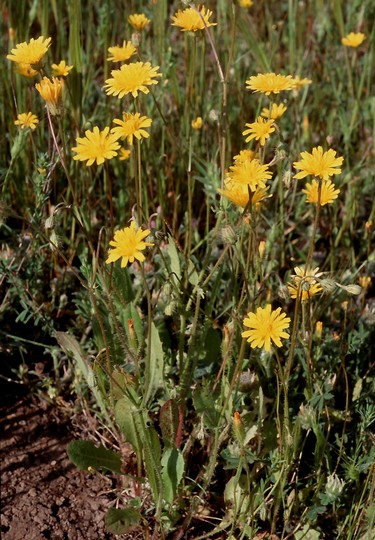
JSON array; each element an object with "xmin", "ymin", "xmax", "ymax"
[
  {"xmin": 159, "ymin": 399, "xmax": 180, "ymax": 447},
  {"xmin": 56, "ymin": 332, "xmax": 111, "ymax": 423},
  {"xmin": 112, "ymin": 264, "xmax": 135, "ymax": 303},
  {"xmin": 193, "ymin": 385, "xmax": 221, "ymax": 430},
  {"xmin": 143, "ymin": 322, "xmax": 164, "ymax": 406},
  {"xmin": 123, "ymin": 302, "xmax": 143, "ymax": 347},
  {"xmin": 306, "ymin": 505, "xmax": 326, "ymax": 521},
  {"xmin": 105, "ymin": 507, "xmax": 141, "ymax": 534},
  {"xmin": 167, "ymin": 235, "xmax": 181, "ymax": 281},
  {"xmin": 115, "ymin": 394, "xmax": 144, "ymax": 459},
  {"xmin": 67, "ymin": 439, "xmax": 122, "ymax": 474},
  {"xmin": 294, "ymin": 525, "xmax": 321, "ymax": 540},
  {"xmin": 143, "ymin": 425, "xmax": 163, "ymax": 512},
  {"xmin": 203, "ymin": 328, "xmax": 221, "ymax": 365},
  {"xmin": 161, "ymin": 447, "xmax": 184, "ymax": 504},
  {"xmin": 352, "ymin": 378, "xmax": 363, "ymax": 402}
]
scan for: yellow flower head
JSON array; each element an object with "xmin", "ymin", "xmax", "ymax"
[
  {"xmin": 358, "ymin": 276, "xmax": 371, "ymax": 290},
  {"xmin": 35, "ymin": 77, "xmax": 64, "ymax": 115},
  {"xmin": 315, "ymin": 321, "xmax": 323, "ymax": 338},
  {"xmin": 342, "ymin": 32, "xmax": 366, "ymax": 48},
  {"xmin": 128, "ymin": 13, "xmax": 151, "ymax": 31},
  {"xmin": 171, "ymin": 5, "xmax": 217, "ymax": 32},
  {"xmin": 107, "ymin": 41, "xmax": 137, "ymax": 62},
  {"xmin": 191, "ymin": 116, "xmax": 203, "ymax": 130},
  {"xmin": 288, "ymin": 266, "xmax": 323, "ymax": 301},
  {"xmin": 51, "ymin": 60, "xmax": 73, "ymax": 77},
  {"xmin": 227, "ymin": 158, "xmax": 272, "ymax": 191},
  {"xmin": 239, "ymin": 0, "xmax": 253, "ymax": 7},
  {"xmin": 242, "ymin": 304, "xmax": 291, "ymax": 352},
  {"xmin": 243, "ymin": 117, "xmax": 275, "ymax": 146},
  {"xmin": 218, "ymin": 182, "xmax": 271, "ymax": 210},
  {"xmin": 104, "ymin": 62, "xmax": 161, "ymax": 99},
  {"xmin": 233, "ymin": 149, "xmax": 255, "ymax": 163},
  {"xmin": 258, "ymin": 241, "xmax": 266, "ymax": 258},
  {"xmin": 106, "ymin": 221, "xmax": 154, "ymax": 267},
  {"xmin": 72, "ymin": 126, "xmax": 120, "ymax": 166},
  {"xmin": 292, "ymin": 75, "xmax": 312, "ymax": 90},
  {"xmin": 261, "ymin": 103, "xmax": 287, "ymax": 120},
  {"xmin": 14, "ymin": 112, "xmax": 39, "ymax": 130},
  {"xmin": 15, "ymin": 62, "xmax": 38, "ymax": 78},
  {"xmin": 294, "ymin": 146, "xmax": 343, "ymax": 180},
  {"xmin": 119, "ymin": 148, "xmax": 131, "ymax": 161},
  {"xmin": 111, "ymin": 112, "xmax": 152, "ymax": 146},
  {"xmin": 302, "ymin": 179, "xmax": 341, "ymax": 206},
  {"xmin": 7, "ymin": 36, "xmax": 51, "ymax": 67},
  {"xmin": 246, "ymin": 73, "xmax": 295, "ymax": 95}
]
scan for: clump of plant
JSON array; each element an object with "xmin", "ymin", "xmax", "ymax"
[{"xmin": 2, "ymin": 1, "xmax": 375, "ymax": 539}]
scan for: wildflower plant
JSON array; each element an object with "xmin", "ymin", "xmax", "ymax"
[{"xmin": 3, "ymin": 2, "xmax": 375, "ymax": 539}]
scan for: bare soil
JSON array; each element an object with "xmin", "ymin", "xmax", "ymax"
[{"xmin": 0, "ymin": 396, "xmax": 138, "ymax": 540}]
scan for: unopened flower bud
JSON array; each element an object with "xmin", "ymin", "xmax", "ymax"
[{"xmin": 233, "ymin": 411, "xmax": 245, "ymax": 445}]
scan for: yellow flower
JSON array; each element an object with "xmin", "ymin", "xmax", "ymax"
[
  {"xmin": 288, "ymin": 266, "xmax": 323, "ymax": 301},
  {"xmin": 227, "ymin": 159, "xmax": 272, "ymax": 191},
  {"xmin": 302, "ymin": 179, "xmax": 341, "ymax": 206},
  {"xmin": 258, "ymin": 241, "xmax": 266, "ymax": 258},
  {"xmin": 106, "ymin": 221, "xmax": 154, "ymax": 267},
  {"xmin": 358, "ymin": 276, "xmax": 371, "ymax": 290},
  {"xmin": 14, "ymin": 112, "xmax": 39, "ymax": 130},
  {"xmin": 315, "ymin": 321, "xmax": 323, "ymax": 338},
  {"xmin": 233, "ymin": 149, "xmax": 255, "ymax": 163},
  {"xmin": 107, "ymin": 41, "xmax": 137, "ymax": 62},
  {"xmin": 111, "ymin": 112, "xmax": 152, "ymax": 146},
  {"xmin": 7, "ymin": 36, "xmax": 51, "ymax": 66},
  {"xmin": 128, "ymin": 13, "xmax": 151, "ymax": 31},
  {"xmin": 246, "ymin": 73, "xmax": 295, "ymax": 95},
  {"xmin": 35, "ymin": 77, "xmax": 64, "ymax": 115},
  {"xmin": 72, "ymin": 126, "xmax": 120, "ymax": 166},
  {"xmin": 191, "ymin": 116, "xmax": 203, "ymax": 130},
  {"xmin": 15, "ymin": 62, "xmax": 38, "ymax": 78},
  {"xmin": 243, "ymin": 117, "xmax": 275, "ymax": 146},
  {"xmin": 218, "ymin": 182, "xmax": 271, "ymax": 210},
  {"xmin": 51, "ymin": 60, "xmax": 73, "ymax": 77},
  {"xmin": 342, "ymin": 32, "xmax": 366, "ymax": 48},
  {"xmin": 239, "ymin": 0, "xmax": 253, "ymax": 7},
  {"xmin": 293, "ymin": 146, "xmax": 343, "ymax": 180},
  {"xmin": 242, "ymin": 304, "xmax": 291, "ymax": 352},
  {"xmin": 292, "ymin": 75, "xmax": 312, "ymax": 90},
  {"xmin": 119, "ymin": 148, "xmax": 131, "ymax": 161},
  {"xmin": 171, "ymin": 5, "xmax": 217, "ymax": 32},
  {"xmin": 104, "ymin": 62, "xmax": 161, "ymax": 99},
  {"xmin": 261, "ymin": 103, "xmax": 287, "ymax": 119}
]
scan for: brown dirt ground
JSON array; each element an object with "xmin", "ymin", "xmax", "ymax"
[
  {"xmin": 0, "ymin": 396, "xmax": 144, "ymax": 540},
  {"xmin": 0, "ymin": 395, "xmax": 226, "ymax": 540}
]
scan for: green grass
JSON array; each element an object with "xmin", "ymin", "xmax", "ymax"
[{"xmin": 1, "ymin": 1, "xmax": 375, "ymax": 538}]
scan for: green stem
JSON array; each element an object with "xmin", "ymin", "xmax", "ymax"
[
  {"xmin": 140, "ymin": 264, "xmax": 153, "ymax": 407},
  {"xmin": 305, "ymin": 178, "xmax": 322, "ymax": 270}
]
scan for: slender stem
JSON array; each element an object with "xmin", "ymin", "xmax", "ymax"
[
  {"xmin": 285, "ymin": 290, "xmax": 301, "ymax": 384},
  {"xmin": 185, "ymin": 135, "xmax": 193, "ymax": 260},
  {"xmin": 305, "ymin": 178, "xmax": 322, "ymax": 270},
  {"xmin": 140, "ymin": 263, "xmax": 153, "ymax": 407},
  {"xmin": 136, "ymin": 139, "xmax": 143, "ymax": 224},
  {"xmin": 104, "ymin": 162, "xmax": 114, "ymax": 237}
]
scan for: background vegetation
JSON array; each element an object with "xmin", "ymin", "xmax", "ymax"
[{"xmin": 1, "ymin": 0, "xmax": 374, "ymax": 538}]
